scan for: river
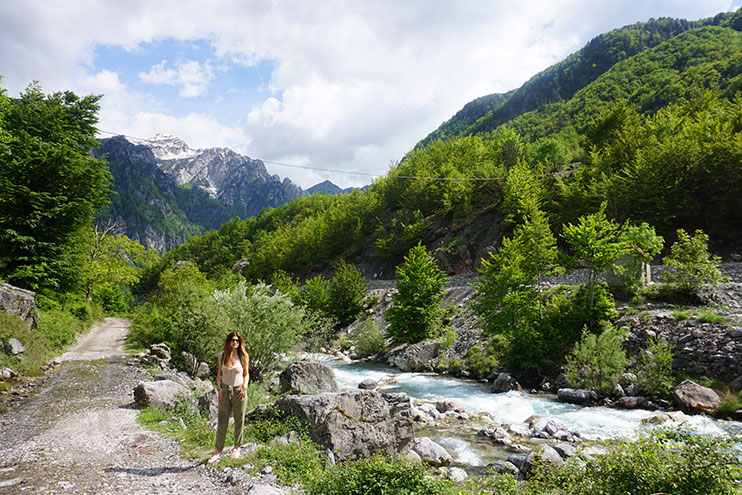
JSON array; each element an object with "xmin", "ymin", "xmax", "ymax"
[{"xmin": 317, "ymin": 355, "xmax": 742, "ymax": 466}]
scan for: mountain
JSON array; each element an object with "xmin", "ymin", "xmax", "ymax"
[
  {"xmin": 145, "ymin": 9, "xmax": 742, "ymax": 286},
  {"xmin": 417, "ymin": 12, "xmax": 734, "ymax": 148},
  {"xmin": 95, "ymin": 135, "xmax": 362, "ymax": 252},
  {"xmin": 305, "ymin": 180, "xmax": 359, "ymax": 195}
]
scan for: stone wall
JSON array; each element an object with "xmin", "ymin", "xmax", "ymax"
[{"xmin": 621, "ymin": 312, "xmax": 742, "ymax": 382}]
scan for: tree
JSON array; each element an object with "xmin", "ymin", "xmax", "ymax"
[
  {"xmin": 663, "ymin": 229, "xmax": 725, "ymax": 291},
  {"xmin": 387, "ymin": 243, "xmax": 447, "ymax": 344},
  {"xmin": 83, "ymin": 221, "xmax": 152, "ymax": 304},
  {"xmin": 0, "ymin": 83, "xmax": 111, "ymax": 291},
  {"xmin": 213, "ymin": 281, "xmax": 306, "ymax": 381},
  {"xmin": 473, "ymin": 210, "xmax": 562, "ymax": 369},
  {"xmin": 614, "ymin": 222, "xmax": 664, "ymax": 295},
  {"xmin": 562, "ymin": 203, "xmax": 628, "ymax": 312},
  {"xmin": 327, "ymin": 260, "xmax": 367, "ymax": 328}
]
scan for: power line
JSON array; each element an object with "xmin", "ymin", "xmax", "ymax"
[{"xmin": 96, "ymin": 129, "xmax": 523, "ymax": 182}]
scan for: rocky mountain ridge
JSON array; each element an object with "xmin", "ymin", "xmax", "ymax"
[{"xmin": 95, "ymin": 135, "xmax": 356, "ymax": 252}]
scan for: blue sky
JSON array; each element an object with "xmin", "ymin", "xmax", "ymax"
[{"xmin": 0, "ymin": 0, "xmax": 740, "ymax": 189}]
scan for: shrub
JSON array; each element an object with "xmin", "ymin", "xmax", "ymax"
[
  {"xmin": 565, "ymin": 325, "xmax": 628, "ymax": 394},
  {"xmin": 213, "ymin": 281, "xmax": 306, "ymax": 382},
  {"xmin": 349, "ymin": 319, "xmax": 388, "ymax": 358},
  {"xmin": 521, "ymin": 428, "xmax": 741, "ymax": 495},
  {"xmin": 663, "ymin": 229, "xmax": 726, "ymax": 291},
  {"xmin": 696, "ymin": 311, "xmax": 726, "ymax": 324},
  {"xmin": 718, "ymin": 390, "xmax": 742, "ymax": 419},
  {"xmin": 462, "ymin": 341, "xmax": 500, "ymax": 379},
  {"xmin": 634, "ymin": 336, "xmax": 675, "ymax": 398},
  {"xmin": 304, "ymin": 454, "xmax": 455, "ymax": 495}
]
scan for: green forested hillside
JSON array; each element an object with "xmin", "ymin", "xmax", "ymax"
[
  {"xmin": 143, "ymin": 10, "xmax": 742, "ymax": 289},
  {"xmin": 419, "ymin": 12, "xmax": 734, "ymax": 148}
]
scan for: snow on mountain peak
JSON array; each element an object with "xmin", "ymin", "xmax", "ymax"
[{"xmin": 145, "ymin": 134, "xmax": 199, "ymax": 160}]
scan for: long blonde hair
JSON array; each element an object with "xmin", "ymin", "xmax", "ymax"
[{"xmin": 221, "ymin": 331, "xmax": 249, "ymax": 371}]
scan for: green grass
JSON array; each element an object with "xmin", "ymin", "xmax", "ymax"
[{"xmin": 695, "ymin": 311, "xmax": 726, "ymax": 324}]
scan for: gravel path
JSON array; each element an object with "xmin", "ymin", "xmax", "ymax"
[{"xmin": 0, "ymin": 318, "xmax": 245, "ymax": 494}]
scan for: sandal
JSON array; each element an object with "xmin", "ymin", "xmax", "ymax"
[{"xmin": 207, "ymin": 450, "xmax": 222, "ymax": 464}]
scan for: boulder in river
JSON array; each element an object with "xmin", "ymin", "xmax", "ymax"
[
  {"xmin": 491, "ymin": 373, "xmax": 522, "ymax": 393},
  {"xmin": 412, "ymin": 437, "xmax": 453, "ymax": 466},
  {"xmin": 387, "ymin": 341, "xmax": 441, "ymax": 372},
  {"xmin": 556, "ymin": 388, "xmax": 599, "ymax": 405},
  {"xmin": 673, "ymin": 380, "xmax": 721, "ymax": 414},
  {"xmin": 279, "ymin": 359, "xmax": 340, "ymax": 395},
  {"xmin": 274, "ymin": 390, "xmax": 413, "ymax": 462}
]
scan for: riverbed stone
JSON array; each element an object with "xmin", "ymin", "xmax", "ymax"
[
  {"xmin": 279, "ymin": 359, "xmax": 340, "ymax": 395},
  {"xmin": 673, "ymin": 380, "xmax": 721, "ymax": 414},
  {"xmin": 274, "ymin": 390, "xmax": 413, "ymax": 462},
  {"xmin": 388, "ymin": 341, "xmax": 441, "ymax": 372},
  {"xmin": 358, "ymin": 378, "xmax": 378, "ymax": 390},
  {"xmin": 436, "ymin": 398, "xmax": 465, "ymax": 413},
  {"xmin": 412, "ymin": 437, "xmax": 453, "ymax": 466},
  {"xmin": 488, "ymin": 460, "xmax": 520, "ymax": 476},
  {"xmin": 491, "ymin": 373, "xmax": 522, "ymax": 393},
  {"xmin": 557, "ymin": 388, "xmax": 598, "ymax": 405}
]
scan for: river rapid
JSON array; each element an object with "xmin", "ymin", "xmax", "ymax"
[{"xmin": 317, "ymin": 355, "xmax": 742, "ymax": 467}]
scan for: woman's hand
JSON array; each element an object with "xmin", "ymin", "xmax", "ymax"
[
  {"xmin": 237, "ymin": 387, "xmax": 246, "ymax": 400},
  {"xmin": 218, "ymin": 389, "xmax": 223, "ymax": 402}
]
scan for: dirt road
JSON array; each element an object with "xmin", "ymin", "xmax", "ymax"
[{"xmin": 0, "ymin": 318, "xmax": 243, "ymax": 494}]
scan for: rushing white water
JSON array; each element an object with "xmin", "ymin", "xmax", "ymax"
[{"xmin": 318, "ymin": 355, "xmax": 741, "ymax": 465}]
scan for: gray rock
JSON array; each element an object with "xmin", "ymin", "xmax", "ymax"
[
  {"xmin": 540, "ymin": 445, "xmax": 564, "ymax": 465},
  {"xmin": 133, "ymin": 380, "xmax": 190, "ymax": 410},
  {"xmin": 436, "ymin": 398, "xmax": 465, "ymax": 413},
  {"xmin": 358, "ymin": 378, "xmax": 378, "ymax": 390},
  {"xmin": 150, "ymin": 343, "xmax": 171, "ymax": 360},
  {"xmin": 556, "ymin": 388, "xmax": 598, "ymax": 405},
  {"xmin": 279, "ymin": 359, "xmax": 340, "ymax": 395},
  {"xmin": 246, "ymin": 483, "xmax": 289, "ymax": 495},
  {"xmin": 1, "ymin": 367, "xmax": 17, "ymax": 378},
  {"xmin": 155, "ymin": 372, "xmax": 194, "ymax": 388},
  {"xmin": 412, "ymin": 437, "xmax": 453, "ymax": 466},
  {"xmin": 4, "ymin": 338, "xmax": 25, "ymax": 355},
  {"xmin": 553, "ymin": 443, "xmax": 576, "ymax": 458},
  {"xmin": 270, "ymin": 431, "xmax": 300, "ymax": 445},
  {"xmin": 274, "ymin": 390, "xmax": 413, "ymax": 462},
  {"xmin": 730, "ymin": 376, "xmax": 742, "ymax": 392},
  {"xmin": 491, "ymin": 373, "xmax": 522, "ymax": 393},
  {"xmin": 488, "ymin": 460, "xmax": 520, "ymax": 476},
  {"xmin": 0, "ymin": 282, "xmax": 40, "ymax": 328},
  {"xmin": 673, "ymin": 380, "xmax": 721, "ymax": 414},
  {"xmin": 388, "ymin": 341, "xmax": 441, "ymax": 372},
  {"xmin": 196, "ymin": 362, "xmax": 211, "ymax": 378},
  {"xmin": 198, "ymin": 388, "xmax": 219, "ymax": 424}
]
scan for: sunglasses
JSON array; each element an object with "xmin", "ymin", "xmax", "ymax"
[{"xmin": 230, "ymin": 338, "xmax": 240, "ymax": 343}]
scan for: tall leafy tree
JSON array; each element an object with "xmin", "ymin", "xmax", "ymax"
[
  {"xmin": 562, "ymin": 203, "xmax": 629, "ymax": 311},
  {"xmin": 387, "ymin": 243, "xmax": 447, "ymax": 344},
  {"xmin": 327, "ymin": 260, "xmax": 367, "ymax": 327},
  {"xmin": 83, "ymin": 221, "xmax": 153, "ymax": 303},
  {"xmin": 0, "ymin": 83, "xmax": 111, "ymax": 291}
]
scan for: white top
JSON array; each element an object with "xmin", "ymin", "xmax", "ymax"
[{"xmin": 220, "ymin": 353, "xmax": 245, "ymax": 387}]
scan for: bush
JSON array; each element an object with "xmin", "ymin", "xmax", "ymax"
[
  {"xmin": 304, "ymin": 454, "xmax": 455, "ymax": 495},
  {"xmin": 565, "ymin": 325, "xmax": 628, "ymax": 394},
  {"xmin": 213, "ymin": 281, "xmax": 307, "ymax": 382},
  {"xmin": 462, "ymin": 341, "xmax": 500, "ymax": 379},
  {"xmin": 349, "ymin": 319, "xmax": 388, "ymax": 358},
  {"xmin": 519, "ymin": 428, "xmax": 742, "ymax": 495},
  {"xmin": 634, "ymin": 336, "xmax": 675, "ymax": 398},
  {"xmin": 663, "ymin": 229, "xmax": 726, "ymax": 291}
]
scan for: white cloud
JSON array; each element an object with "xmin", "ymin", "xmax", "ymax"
[
  {"xmin": 0, "ymin": 0, "xmax": 735, "ymax": 189},
  {"xmin": 139, "ymin": 59, "xmax": 215, "ymax": 98}
]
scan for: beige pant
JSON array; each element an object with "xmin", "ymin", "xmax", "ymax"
[{"xmin": 215, "ymin": 383, "xmax": 247, "ymax": 451}]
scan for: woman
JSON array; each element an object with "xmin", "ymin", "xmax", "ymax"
[{"xmin": 209, "ymin": 331, "xmax": 249, "ymax": 462}]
